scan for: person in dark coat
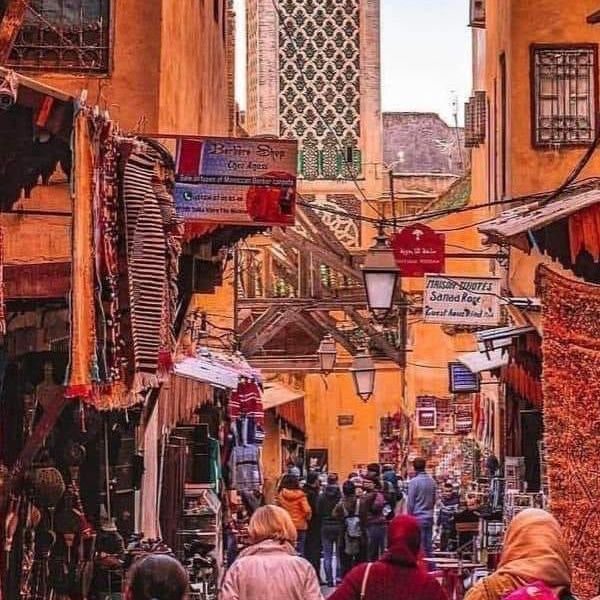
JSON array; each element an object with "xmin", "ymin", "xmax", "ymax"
[
  {"xmin": 359, "ymin": 475, "xmax": 387, "ymax": 561},
  {"xmin": 333, "ymin": 480, "xmax": 365, "ymax": 575},
  {"xmin": 303, "ymin": 471, "xmax": 322, "ymax": 580},
  {"xmin": 317, "ymin": 473, "xmax": 342, "ymax": 587},
  {"xmin": 437, "ymin": 482, "xmax": 460, "ymax": 551},
  {"xmin": 328, "ymin": 515, "xmax": 448, "ymax": 600}
]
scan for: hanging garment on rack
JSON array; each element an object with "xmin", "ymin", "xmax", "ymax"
[
  {"xmin": 229, "ymin": 444, "xmax": 262, "ymax": 492},
  {"xmin": 229, "ymin": 381, "xmax": 264, "ymax": 426}
]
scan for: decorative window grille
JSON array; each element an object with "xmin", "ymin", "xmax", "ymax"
[
  {"xmin": 469, "ymin": 0, "xmax": 485, "ymax": 28},
  {"xmin": 532, "ymin": 45, "xmax": 597, "ymax": 146},
  {"xmin": 7, "ymin": 0, "xmax": 110, "ymax": 73},
  {"xmin": 464, "ymin": 92, "xmax": 486, "ymax": 148}
]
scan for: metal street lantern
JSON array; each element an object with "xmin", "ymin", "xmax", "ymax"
[
  {"xmin": 350, "ymin": 347, "xmax": 376, "ymax": 402},
  {"xmin": 361, "ymin": 223, "xmax": 400, "ymax": 321},
  {"xmin": 317, "ymin": 333, "xmax": 337, "ymax": 374}
]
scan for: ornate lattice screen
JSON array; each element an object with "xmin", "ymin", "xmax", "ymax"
[{"xmin": 277, "ymin": 0, "xmax": 361, "ymax": 180}]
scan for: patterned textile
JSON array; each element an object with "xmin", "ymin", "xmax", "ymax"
[
  {"xmin": 121, "ymin": 147, "xmax": 183, "ymax": 401},
  {"xmin": 229, "ymin": 445, "xmax": 263, "ymax": 492},
  {"xmin": 229, "ymin": 381, "xmax": 264, "ymax": 426},
  {"xmin": 537, "ymin": 265, "xmax": 600, "ymax": 598},
  {"xmin": 67, "ymin": 114, "xmax": 181, "ymax": 409},
  {"xmin": 66, "ymin": 112, "xmax": 96, "ymax": 399},
  {"xmin": 91, "ymin": 119, "xmax": 128, "ymax": 407}
]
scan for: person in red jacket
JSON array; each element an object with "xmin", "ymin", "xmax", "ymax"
[{"xmin": 328, "ymin": 514, "xmax": 448, "ymax": 600}]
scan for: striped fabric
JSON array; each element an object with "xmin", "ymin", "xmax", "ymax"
[{"xmin": 122, "ymin": 149, "xmax": 168, "ymax": 392}]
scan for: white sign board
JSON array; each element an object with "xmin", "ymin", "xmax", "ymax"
[{"xmin": 423, "ymin": 275, "xmax": 501, "ymax": 326}]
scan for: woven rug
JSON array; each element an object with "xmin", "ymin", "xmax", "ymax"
[
  {"xmin": 537, "ymin": 265, "xmax": 600, "ymax": 598},
  {"xmin": 66, "ymin": 112, "xmax": 96, "ymax": 399},
  {"xmin": 122, "ymin": 150, "xmax": 166, "ymax": 394}
]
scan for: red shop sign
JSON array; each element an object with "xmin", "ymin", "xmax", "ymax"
[{"xmin": 391, "ymin": 223, "xmax": 445, "ymax": 277}]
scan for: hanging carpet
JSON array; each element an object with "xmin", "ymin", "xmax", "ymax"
[{"xmin": 537, "ymin": 264, "xmax": 600, "ymax": 598}]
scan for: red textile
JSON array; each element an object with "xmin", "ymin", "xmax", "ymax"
[
  {"xmin": 329, "ymin": 516, "xmax": 448, "ymax": 600},
  {"xmin": 229, "ymin": 381, "xmax": 264, "ymax": 426},
  {"xmin": 568, "ymin": 203, "xmax": 600, "ymax": 263}
]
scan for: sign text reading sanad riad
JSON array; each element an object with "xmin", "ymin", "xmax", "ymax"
[
  {"xmin": 174, "ymin": 136, "xmax": 298, "ymax": 226},
  {"xmin": 423, "ymin": 275, "xmax": 501, "ymax": 326}
]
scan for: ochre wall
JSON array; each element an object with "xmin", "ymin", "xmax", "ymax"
[
  {"xmin": 158, "ymin": 0, "xmax": 231, "ymax": 136},
  {"xmin": 36, "ymin": 0, "xmax": 231, "ymax": 134},
  {"xmin": 7, "ymin": 1, "xmax": 232, "ymax": 268},
  {"xmin": 303, "ymin": 366, "xmax": 405, "ymax": 478},
  {"xmin": 38, "ymin": 0, "xmax": 162, "ymax": 131}
]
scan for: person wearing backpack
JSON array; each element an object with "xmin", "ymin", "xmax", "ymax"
[
  {"xmin": 318, "ymin": 473, "xmax": 342, "ymax": 587},
  {"xmin": 359, "ymin": 475, "xmax": 387, "ymax": 561},
  {"xmin": 464, "ymin": 509, "xmax": 572, "ymax": 600},
  {"xmin": 328, "ymin": 514, "xmax": 447, "ymax": 600},
  {"xmin": 333, "ymin": 480, "xmax": 364, "ymax": 576}
]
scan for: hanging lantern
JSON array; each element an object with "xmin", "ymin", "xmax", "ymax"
[
  {"xmin": 317, "ymin": 333, "xmax": 337, "ymax": 374},
  {"xmin": 361, "ymin": 223, "xmax": 400, "ymax": 321},
  {"xmin": 350, "ymin": 347, "xmax": 376, "ymax": 402}
]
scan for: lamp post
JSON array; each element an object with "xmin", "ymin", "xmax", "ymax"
[
  {"xmin": 350, "ymin": 346, "xmax": 376, "ymax": 402},
  {"xmin": 317, "ymin": 333, "xmax": 337, "ymax": 374},
  {"xmin": 361, "ymin": 222, "xmax": 401, "ymax": 321}
]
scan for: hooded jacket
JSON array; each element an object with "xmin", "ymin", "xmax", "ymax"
[
  {"xmin": 318, "ymin": 484, "xmax": 342, "ymax": 532},
  {"xmin": 277, "ymin": 488, "xmax": 312, "ymax": 531},
  {"xmin": 328, "ymin": 515, "xmax": 448, "ymax": 600},
  {"xmin": 221, "ymin": 539, "xmax": 323, "ymax": 600}
]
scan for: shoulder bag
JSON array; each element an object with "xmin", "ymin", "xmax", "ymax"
[{"xmin": 360, "ymin": 562, "xmax": 373, "ymax": 600}]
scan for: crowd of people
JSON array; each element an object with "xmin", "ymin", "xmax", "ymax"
[{"xmin": 117, "ymin": 458, "xmax": 596, "ymax": 600}]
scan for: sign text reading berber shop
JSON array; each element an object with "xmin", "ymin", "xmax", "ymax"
[{"xmin": 423, "ymin": 275, "xmax": 501, "ymax": 326}]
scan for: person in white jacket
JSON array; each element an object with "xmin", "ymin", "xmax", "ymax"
[{"xmin": 221, "ymin": 504, "xmax": 323, "ymax": 600}]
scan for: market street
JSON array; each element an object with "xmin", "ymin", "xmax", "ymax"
[{"xmin": 0, "ymin": 0, "xmax": 599, "ymax": 599}]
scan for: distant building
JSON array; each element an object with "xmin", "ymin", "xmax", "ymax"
[
  {"xmin": 382, "ymin": 112, "xmax": 468, "ymax": 216},
  {"xmin": 245, "ymin": 0, "xmax": 382, "ymax": 245}
]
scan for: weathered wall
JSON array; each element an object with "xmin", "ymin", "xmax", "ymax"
[
  {"xmin": 508, "ymin": 0, "xmax": 600, "ymax": 197},
  {"xmin": 304, "ymin": 366, "xmax": 405, "ymax": 478},
  {"xmin": 5, "ymin": 0, "xmax": 233, "ymax": 269},
  {"xmin": 37, "ymin": 0, "xmax": 162, "ymax": 131},
  {"xmin": 159, "ymin": 0, "xmax": 230, "ymax": 135}
]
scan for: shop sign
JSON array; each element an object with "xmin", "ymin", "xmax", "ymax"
[
  {"xmin": 391, "ymin": 224, "xmax": 445, "ymax": 277},
  {"xmin": 174, "ymin": 136, "xmax": 298, "ymax": 226},
  {"xmin": 423, "ymin": 275, "xmax": 501, "ymax": 326},
  {"xmin": 337, "ymin": 414, "xmax": 354, "ymax": 426}
]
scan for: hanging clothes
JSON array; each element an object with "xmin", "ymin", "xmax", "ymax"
[
  {"xmin": 229, "ymin": 381, "xmax": 264, "ymax": 426},
  {"xmin": 229, "ymin": 445, "xmax": 263, "ymax": 492}
]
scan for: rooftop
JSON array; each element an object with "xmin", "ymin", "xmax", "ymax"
[{"xmin": 383, "ymin": 112, "xmax": 467, "ymax": 175}]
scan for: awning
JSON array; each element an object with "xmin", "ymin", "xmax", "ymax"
[
  {"xmin": 476, "ymin": 325, "xmax": 535, "ymax": 352},
  {"xmin": 262, "ymin": 382, "xmax": 304, "ymax": 411},
  {"xmin": 458, "ymin": 348, "xmax": 509, "ymax": 373},
  {"xmin": 478, "ymin": 186, "xmax": 600, "ymax": 249},
  {"xmin": 174, "ymin": 349, "xmax": 260, "ymax": 389}
]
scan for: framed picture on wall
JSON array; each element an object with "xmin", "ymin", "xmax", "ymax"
[
  {"xmin": 306, "ymin": 449, "xmax": 328, "ymax": 474},
  {"xmin": 417, "ymin": 407, "xmax": 437, "ymax": 430}
]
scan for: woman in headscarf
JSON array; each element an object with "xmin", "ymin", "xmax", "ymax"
[
  {"xmin": 465, "ymin": 509, "xmax": 572, "ymax": 600},
  {"xmin": 328, "ymin": 514, "xmax": 447, "ymax": 600}
]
